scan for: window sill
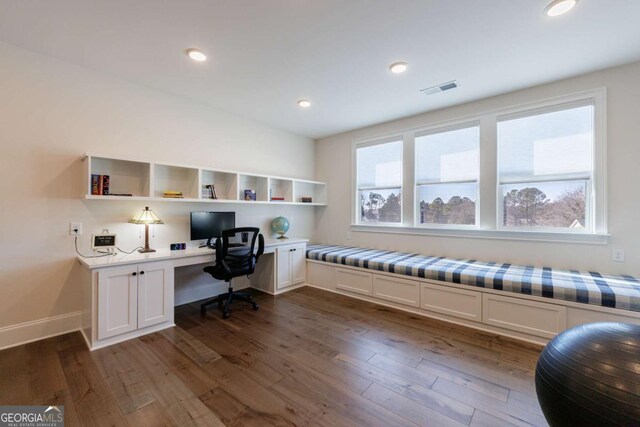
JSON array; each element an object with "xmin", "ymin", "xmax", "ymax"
[{"xmin": 350, "ymin": 224, "xmax": 609, "ymax": 244}]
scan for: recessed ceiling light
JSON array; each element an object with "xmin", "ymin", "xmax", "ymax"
[
  {"xmin": 545, "ymin": 0, "xmax": 578, "ymax": 17},
  {"xmin": 186, "ymin": 48, "xmax": 207, "ymax": 62},
  {"xmin": 389, "ymin": 62, "xmax": 408, "ymax": 74},
  {"xmin": 298, "ymin": 99, "xmax": 311, "ymax": 108}
]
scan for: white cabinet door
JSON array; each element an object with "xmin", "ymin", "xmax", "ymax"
[
  {"xmin": 290, "ymin": 244, "xmax": 306, "ymax": 285},
  {"xmin": 276, "ymin": 246, "xmax": 293, "ymax": 289},
  {"xmin": 97, "ymin": 265, "xmax": 138, "ymax": 339},
  {"xmin": 137, "ymin": 262, "xmax": 174, "ymax": 329}
]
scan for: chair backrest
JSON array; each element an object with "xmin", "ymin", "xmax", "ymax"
[{"xmin": 214, "ymin": 227, "xmax": 264, "ymax": 280}]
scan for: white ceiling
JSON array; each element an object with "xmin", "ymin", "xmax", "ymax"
[{"xmin": 1, "ymin": 1, "xmax": 639, "ymax": 139}]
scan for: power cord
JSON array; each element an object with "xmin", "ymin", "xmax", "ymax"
[{"xmin": 117, "ymin": 246, "xmax": 144, "ymax": 254}]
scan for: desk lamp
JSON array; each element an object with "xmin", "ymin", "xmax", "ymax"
[{"xmin": 129, "ymin": 206, "xmax": 163, "ymax": 253}]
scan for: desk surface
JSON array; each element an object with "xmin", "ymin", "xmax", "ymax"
[{"xmin": 78, "ymin": 238, "xmax": 308, "ymax": 269}]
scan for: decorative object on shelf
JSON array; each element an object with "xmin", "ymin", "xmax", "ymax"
[
  {"xmin": 271, "ymin": 216, "xmax": 290, "ymax": 239},
  {"xmin": 244, "ymin": 189, "xmax": 256, "ymax": 201},
  {"xmin": 91, "ymin": 174, "xmax": 110, "ymax": 195},
  {"xmin": 129, "ymin": 206, "xmax": 164, "ymax": 253},
  {"xmin": 163, "ymin": 191, "xmax": 183, "ymax": 199},
  {"xmin": 535, "ymin": 322, "xmax": 640, "ymax": 426},
  {"xmin": 170, "ymin": 243, "xmax": 187, "ymax": 250},
  {"xmin": 300, "ymin": 196, "xmax": 313, "ymax": 203}
]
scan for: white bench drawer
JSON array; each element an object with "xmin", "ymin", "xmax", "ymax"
[
  {"xmin": 483, "ymin": 294, "xmax": 566, "ymax": 338},
  {"xmin": 421, "ymin": 282, "xmax": 482, "ymax": 321},
  {"xmin": 306, "ymin": 261, "xmax": 336, "ymax": 291},
  {"xmin": 336, "ymin": 268, "xmax": 372, "ymax": 296},
  {"xmin": 373, "ymin": 275, "xmax": 420, "ymax": 307}
]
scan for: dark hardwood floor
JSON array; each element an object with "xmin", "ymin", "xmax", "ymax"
[{"xmin": 0, "ymin": 287, "xmax": 547, "ymax": 426}]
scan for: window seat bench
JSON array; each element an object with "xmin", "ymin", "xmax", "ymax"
[{"xmin": 305, "ymin": 244, "xmax": 640, "ymax": 344}]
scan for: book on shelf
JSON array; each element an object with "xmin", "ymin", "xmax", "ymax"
[
  {"xmin": 163, "ymin": 191, "xmax": 184, "ymax": 199},
  {"xmin": 91, "ymin": 174, "xmax": 110, "ymax": 195},
  {"xmin": 203, "ymin": 184, "xmax": 217, "ymax": 199},
  {"xmin": 300, "ymin": 196, "xmax": 313, "ymax": 203},
  {"xmin": 102, "ymin": 175, "xmax": 110, "ymax": 196},
  {"xmin": 270, "ymin": 197, "xmax": 285, "ymax": 201},
  {"xmin": 244, "ymin": 189, "xmax": 256, "ymax": 201}
]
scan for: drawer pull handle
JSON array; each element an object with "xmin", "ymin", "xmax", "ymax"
[
  {"xmin": 132, "ymin": 272, "xmax": 137, "ymax": 276},
  {"xmin": 140, "ymin": 271, "xmax": 145, "ymax": 275}
]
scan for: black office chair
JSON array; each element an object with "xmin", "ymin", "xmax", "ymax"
[{"xmin": 201, "ymin": 227, "xmax": 265, "ymax": 319}]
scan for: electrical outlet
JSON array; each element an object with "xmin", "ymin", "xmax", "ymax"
[
  {"xmin": 612, "ymin": 248, "xmax": 625, "ymax": 262},
  {"xmin": 69, "ymin": 222, "xmax": 83, "ymax": 236}
]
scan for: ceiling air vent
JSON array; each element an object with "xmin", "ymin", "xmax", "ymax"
[{"xmin": 421, "ymin": 80, "xmax": 459, "ymax": 96}]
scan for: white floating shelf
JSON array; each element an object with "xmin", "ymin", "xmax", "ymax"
[{"xmin": 81, "ymin": 153, "xmax": 327, "ymax": 206}]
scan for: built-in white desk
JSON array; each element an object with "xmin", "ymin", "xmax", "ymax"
[{"xmin": 77, "ymin": 238, "xmax": 308, "ymax": 350}]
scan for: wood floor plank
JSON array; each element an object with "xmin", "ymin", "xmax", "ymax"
[
  {"xmin": 92, "ymin": 344, "xmax": 158, "ymax": 414},
  {"xmin": 362, "ymin": 383, "xmax": 467, "ymax": 427},
  {"xmin": 58, "ymin": 345, "xmax": 130, "ymax": 427},
  {"xmin": 120, "ymin": 338, "xmax": 225, "ymax": 427},
  {"xmin": 416, "ymin": 356, "xmax": 511, "ymax": 402},
  {"xmin": 333, "ymin": 352, "xmax": 473, "ymax": 425},
  {"xmin": 0, "ymin": 344, "xmax": 30, "ymax": 404},
  {"xmin": 431, "ymin": 378, "xmax": 547, "ymax": 427},
  {"xmin": 160, "ymin": 326, "xmax": 222, "ymax": 366},
  {"xmin": 471, "ymin": 409, "xmax": 520, "ymax": 427}
]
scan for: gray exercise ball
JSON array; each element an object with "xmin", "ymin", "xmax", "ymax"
[{"xmin": 535, "ymin": 322, "xmax": 640, "ymax": 426}]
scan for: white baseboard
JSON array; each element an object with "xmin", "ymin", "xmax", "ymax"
[{"xmin": 0, "ymin": 311, "xmax": 81, "ymax": 350}]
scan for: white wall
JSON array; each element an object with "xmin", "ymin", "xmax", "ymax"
[
  {"xmin": 315, "ymin": 61, "xmax": 640, "ymax": 276},
  {"xmin": 0, "ymin": 41, "xmax": 315, "ymax": 331}
]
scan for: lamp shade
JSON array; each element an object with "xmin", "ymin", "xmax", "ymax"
[{"xmin": 129, "ymin": 206, "xmax": 164, "ymax": 225}]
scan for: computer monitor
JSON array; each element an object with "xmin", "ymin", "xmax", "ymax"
[{"xmin": 190, "ymin": 211, "xmax": 235, "ymax": 246}]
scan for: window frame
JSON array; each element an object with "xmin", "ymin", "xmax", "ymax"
[
  {"xmin": 413, "ymin": 121, "xmax": 481, "ymax": 230},
  {"xmin": 350, "ymin": 88, "xmax": 607, "ymax": 244},
  {"xmin": 353, "ymin": 136, "xmax": 405, "ymax": 226}
]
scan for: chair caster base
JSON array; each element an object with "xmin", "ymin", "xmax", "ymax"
[{"xmin": 252, "ymin": 303, "xmax": 259, "ymax": 310}]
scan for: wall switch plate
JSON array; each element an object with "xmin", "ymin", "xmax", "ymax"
[
  {"xmin": 346, "ymin": 231, "xmax": 352, "ymax": 240},
  {"xmin": 612, "ymin": 248, "xmax": 625, "ymax": 262},
  {"xmin": 69, "ymin": 222, "xmax": 83, "ymax": 236}
]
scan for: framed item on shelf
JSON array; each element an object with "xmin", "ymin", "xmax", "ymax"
[{"xmin": 244, "ymin": 189, "xmax": 256, "ymax": 201}]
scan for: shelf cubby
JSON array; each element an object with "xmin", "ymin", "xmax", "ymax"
[
  {"xmin": 293, "ymin": 180, "xmax": 327, "ymax": 205},
  {"xmin": 153, "ymin": 164, "xmax": 199, "ymax": 199},
  {"xmin": 238, "ymin": 174, "xmax": 269, "ymax": 202},
  {"xmin": 201, "ymin": 170, "xmax": 238, "ymax": 201},
  {"xmin": 269, "ymin": 178, "xmax": 294, "ymax": 202},
  {"xmin": 88, "ymin": 156, "xmax": 151, "ymax": 197}
]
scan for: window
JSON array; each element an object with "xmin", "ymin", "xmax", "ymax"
[
  {"xmin": 415, "ymin": 124, "xmax": 479, "ymax": 226},
  {"xmin": 497, "ymin": 101, "xmax": 594, "ymax": 231},
  {"xmin": 356, "ymin": 139, "xmax": 403, "ymax": 224}
]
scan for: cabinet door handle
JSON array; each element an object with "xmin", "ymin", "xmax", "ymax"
[
  {"xmin": 132, "ymin": 272, "xmax": 137, "ymax": 276},
  {"xmin": 140, "ymin": 271, "xmax": 145, "ymax": 275}
]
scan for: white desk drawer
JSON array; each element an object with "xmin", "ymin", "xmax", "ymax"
[
  {"xmin": 373, "ymin": 275, "xmax": 420, "ymax": 307},
  {"xmin": 421, "ymin": 282, "xmax": 482, "ymax": 321},
  {"xmin": 336, "ymin": 268, "xmax": 372, "ymax": 296},
  {"xmin": 483, "ymin": 294, "xmax": 566, "ymax": 338}
]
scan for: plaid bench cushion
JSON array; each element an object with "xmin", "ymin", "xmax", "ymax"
[{"xmin": 306, "ymin": 244, "xmax": 640, "ymax": 313}]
